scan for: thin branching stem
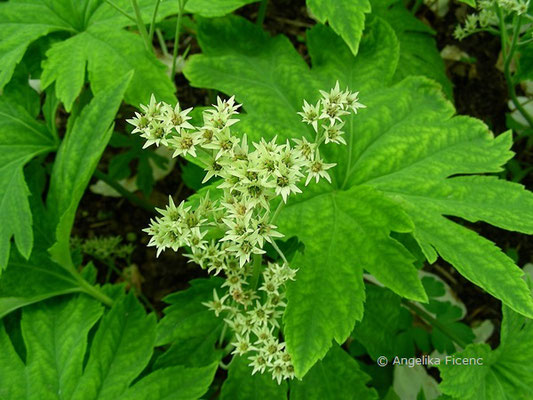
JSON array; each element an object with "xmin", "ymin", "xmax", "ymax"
[
  {"xmin": 105, "ymin": 0, "xmax": 136, "ymax": 23},
  {"xmin": 148, "ymin": 0, "xmax": 162, "ymax": 43},
  {"xmin": 402, "ymin": 300, "xmax": 469, "ymax": 349},
  {"xmin": 171, "ymin": 0, "xmax": 188, "ymax": 79},
  {"xmin": 256, "ymin": 0, "xmax": 268, "ymax": 26},
  {"xmin": 130, "ymin": 0, "xmax": 152, "ymax": 52},
  {"xmin": 497, "ymin": 6, "xmax": 533, "ymax": 127}
]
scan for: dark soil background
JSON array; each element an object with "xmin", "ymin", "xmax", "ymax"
[{"xmin": 73, "ymin": 0, "xmax": 531, "ymax": 353}]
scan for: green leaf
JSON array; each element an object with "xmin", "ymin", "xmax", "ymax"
[
  {"xmin": 118, "ymin": 363, "xmax": 218, "ymax": 400},
  {"xmin": 2, "ymin": 61, "xmax": 40, "ymax": 118},
  {"xmin": 457, "ymin": 0, "xmax": 477, "ymax": 7},
  {"xmin": 0, "ymin": 0, "xmax": 175, "ymax": 110},
  {"xmin": 185, "ymin": 0, "xmax": 260, "ymax": 17},
  {"xmin": 47, "ymin": 72, "xmax": 132, "ymax": 270},
  {"xmin": 0, "ymin": 0, "xmax": 74, "ymax": 89},
  {"xmin": 41, "ymin": 26, "xmax": 175, "ymax": 110},
  {"xmin": 307, "ymin": 17, "xmax": 399, "ymax": 93},
  {"xmin": 0, "ymin": 162, "xmax": 84, "ymax": 318},
  {"xmin": 352, "ymin": 285, "xmax": 404, "ymax": 360},
  {"xmin": 220, "ymin": 356, "xmax": 288, "ymax": 400},
  {"xmin": 291, "ymin": 345, "xmax": 378, "ymax": 400},
  {"xmin": 0, "ymin": 251, "xmax": 82, "ymax": 319},
  {"xmin": 184, "ymin": 13, "xmax": 533, "ymax": 376},
  {"xmin": 71, "ymin": 293, "xmax": 157, "ymax": 400},
  {"xmin": 281, "ymin": 184, "xmax": 425, "ymax": 376},
  {"xmin": 156, "ymin": 278, "xmax": 224, "ymax": 346},
  {"xmin": 22, "ymin": 294, "xmax": 104, "ymax": 399},
  {"xmin": 438, "ymin": 304, "xmax": 533, "ymax": 399},
  {"xmin": 307, "ymin": 0, "xmax": 372, "ymax": 56},
  {"xmin": 2, "ymin": 290, "xmax": 213, "ymax": 400},
  {"xmin": 0, "ymin": 320, "xmax": 25, "ymax": 399},
  {"xmin": 370, "ymin": 0, "xmax": 453, "ymax": 98},
  {"xmin": 0, "ymin": 95, "xmax": 56, "ymax": 270},
  {"xmin": 517, "ymin": 44, "xmax": 533, "ymax": 82}
]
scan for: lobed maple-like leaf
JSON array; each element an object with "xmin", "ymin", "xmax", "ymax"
[
  {"xmin": 0, "ymin": 0, "xmax": 175, "ymax": 111},
  {"xmin": 0, "ymin": 94, "xmax": 56, "ymax": 271},
  {"xmin": 307, "ymin": 0, "xmax": 371, "ymax": 56},
  {"xmin": 185, "ymin": 15, "xmax": 533, "ymax": 377},
  {"xmin": 0, "ymin": 292, "xmax": 217, "ymax": 400},
  {"xmin": 220, "ymin": 356, "xmax": 288, "ymax": 400},
  {"xmin": 438, "ymin": 304, "xmax": 533, "ymax": 399}
]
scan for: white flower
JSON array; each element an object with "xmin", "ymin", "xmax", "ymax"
[
  {"xmin": 273, "ymin": 166, "xmax": 302, "ymax": 203},
  {"xmin": 323, "ymin": 121, "xmax": 347, "ymax": 145},
  {"xmin": 140, "ymin": 94, "xmax": 162, "ymax": 118},
  {"xmin": 297, "ymin": 100, "xmax": 320, "ymax": 131},
  {"xmin": 231, "ymin": 334, "xmax": 253, "ymax": 356},
  {"xmin": 202, "ymin": 289, "xmax": 229, "ymax": 317},
  {"xmin": 141, "ymin": 119, "xmax": 172, "ymax": 148},
  {"xmin": 305, "ymin": 156, "xmax": 336, "ymax": 185},
  {"xmin": 345, "ymin": 91, "xmax": 366, "ymax": 114},
  {"xmin": 319, "ymin": 81, "xmax": 347, "ymax": 107},
  {"xmin": 169, "ymin": 130, "xmax": 201, "ymax": 158},
  {"xmin": 160, "ymin": 102, "xmax": 194, "ymax": 132},
  {"xmin": 249, "ymin": 353, "xmax": 268, "ymax": 375}
]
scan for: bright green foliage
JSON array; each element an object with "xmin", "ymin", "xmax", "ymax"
[
  {"xmin": 0, "ymin": 292, "xmax": 216, "ymax": 400},
  {"xmin": 353, "ymin": 283, "xmax": 474, "ymax": 360},
  {"xmin": 41, "ymin": 26, "xmax": 175, "ymax": 110},
  {"xmin": 48, "ymin": 72, "xmax": 132, "ymax": 271},
  {"xmin": 117, "ymin": 364, "xmax": 218, "ymax": 400},
  {"xmin": 0, "ymin": 0, "xmax": 175, "ymax": 111},
  {"xmin": 421, "ymin": 276, "xmax": 475, "ymax": 353},
  {"xmin": 457, "ymin": 0, "xmax": 477, "ymax": 7},
  {"xmin": 185, "ymin": 14, "xmax": 533, "ymax": 377},
  {"xmin": 156, "ymin": 278, "xmax": 224, "ymax": 346},
  {"xmin": 438, "ymin": 306, "xmax": 533, "ymax": 399},
  {"xmin": 184, "ymin": 0, "xmax": 259, "ymax": 17},
  {"xmin": 220, "ymin": 356, "xmax": 288, "ymax": 400},
  {"xmin": 155, "ymin": 278, "xmax": 225, "ymax": 368},
  {"xmin": 0, "ymin": 165, "xmax": 83, "ymax": 318},
  {"xmin": 307, "ymin": 0, "xmax": 371, "ymax": 56},
  {"xmin": 23, "ymin": 294, "xmax": 104, "ymax": 399},
  {"xmin": 352, "ymin": 285, "xmax": 413, "ymax": 360},
  {"xmin": 0, "ymin": 0, "xmax": 74, "ymax": 90},
  {"xmin": 371, "ymin": 0, "xmax": 453, "ymax": 98},
  {"xmin": 70, "ymin": 293, "xmax": 156, "ymax": 399},
  {"xmin": 280, "ymin": 184, "xmax": 425, "ymax": 375},
  {"xmin": 0, "ymin": 75, "xmax": 129, "ymax": 315},
  {"xmin": 0, "ymin": 93, "xmax": 56, "ymax": 271},
  {"xmin": 291, "ymin": 345, "xmax": 378, "ymax": 400},
  {"xmin": 517, "ymin": 44, "xmax": 533, "ymax": 82}
]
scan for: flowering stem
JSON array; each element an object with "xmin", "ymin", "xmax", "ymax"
[
  {"xmin": 256, "ymin": 0, "xmax": 268, "ymax": 26},
  {"xmin": 148, "ymin": 0, "xmax": 162, "ymax": 43},
  {"xmin": 171, "ymin": 0, "xmax": 188, "ymax": 79},
  {"xmin": 93, "ymin": 169, "xmax": 156, "ymax": 213},
  {"xmin": 155, "ymin": 28, "xmax": 169, "ymax": 57},
  {"xmin": 497, "ymin": 7, "xmax": 533, "ymax": 127},
  {"xmin": 217, "ymin": 322, "xmax": 228, "ymax": 348},
  {"xmin": 270, "ymin": 201, "xmax": 284, "ymax": 224},
  {"xmin": 130, "ymin": 0, "xmax": 152, "ymax": 52},
  {"xmin": 402, "ymin": 300, "xmax": 468, "ymax": 349},
  {"xmin": 69, "ymin": 267, "xmax": 114, "ymax": 307},
  {"xmin": 271, "ymin": 240, "xmax": 288, "ymax": 265},
  {"xmin": 250, "ymin": 254, "xmax": 263, "ymax": 290}
]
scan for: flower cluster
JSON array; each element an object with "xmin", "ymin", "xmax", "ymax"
[
  {"xmin": 128, "ymin": 82, "xmax": 365, "ymax": 383},
  {"xmin": 453, "ymin": 0, "xmax": 530, "ymax": 40}
]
